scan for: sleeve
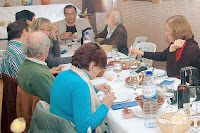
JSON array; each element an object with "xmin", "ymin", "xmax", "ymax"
[
  {"xmin": 166, "ymin": 44, "xmax": 199, "ymax": 77},
  {"xmin": 31, "ymin": 73, "xmax": 54, "ymax": 104},
  {"xmin": 52, "ymin": 40, "xmax": 61, "ymax": 57},
  {"xmin": 45, "ymin": 56, "xmax": 72, "ymax": 68},
  {"xmin": 95, "ymin": 27, "xmax": 107, "ymax": 39},
  {"xmin": 98, "ymin": 25, "xmax": 127, "ymax": 48},
  {"xmin": 143, "ymin": 47, "xmax": 168, "ymax": 61},
  {"xmin": 72, "ymin": 81, "xmax": 108, "ymax": 133}
]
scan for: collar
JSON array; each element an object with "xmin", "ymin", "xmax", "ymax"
[{"xmin": 26, "ymin": 57, "xmax": 47, "ymax": 66}]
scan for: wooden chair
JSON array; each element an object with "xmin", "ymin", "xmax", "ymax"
[
  {"xmin": 1, "ymin": 73, "xmax": 18, "ymax": 133},
  {"xmin": 16, "ymin": 85, "xmax": 41, "ymax": 133}
]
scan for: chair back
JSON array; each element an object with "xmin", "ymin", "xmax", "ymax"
[
  {"xmin": 28, "ymin": 101, "xmax": 77, "ymax": 133},
  {"xmin": 132, "ymin": 36, "xmax": 148, "ymax": 47},
  {"xmin": 135, "ymin": 42, "xmax": 156, "ymax": 67},
  {"xmin": 16, "ymin": 85, "xmax": 41, "ymax": 133},
  {"xmin": 1, "ymin": 73, "xmax": 18, "ymax": 133}
]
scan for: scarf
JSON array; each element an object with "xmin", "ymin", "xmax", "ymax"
[
  {"xmin": 175, "ymin": 41, "xmax": 187, "ymax": 78},
  {"xmin": 70, "ymin": 65, "xmax": 108, "ymax": 133}
]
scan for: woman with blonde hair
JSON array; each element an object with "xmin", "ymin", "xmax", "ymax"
[
  {"xmin": 32, "ymin": 18, "xmax": 72, "ymax": 68},
  {"xmin": 130, "ymin": 15, "xmax": 200, "ymax": 78}
]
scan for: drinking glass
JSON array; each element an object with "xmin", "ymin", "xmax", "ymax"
[
  {"xmin": 190, "ymin": 86, "xmax": 197, "ymax": 114},
  {"xmin": 65, "ymin": 37, "xmax": 72, "ymax": 48},
  {"xmin": 163, "ymin": 84, "xmax": 174, "ymax": 111},
  {"xmin": 113, "ymin": 62, "xmax": 122, "ymax": 82},
  {"xmin": 191, "ymin": 102, "xmax": 200, "ymax": 133},
  {"xmin": 111, "ymin": 48, "xmax": 118, "ymax": 60}
]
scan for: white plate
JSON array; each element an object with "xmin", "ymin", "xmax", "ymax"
[
  {"xmin": 125, "ymin": 83, "xmax": 142, "ymax": 88},
  {"xmin": 133, "ymin": 106, "xmax": 164, "ymax": 118},
  {"xmin": 98, "ymin": 91, "xmax": 132, "ymax": 104},
  {"xmin": 152, "ymin": 69, "xmax": 166, "ymax": 78}
]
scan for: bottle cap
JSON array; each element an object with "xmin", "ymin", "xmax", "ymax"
[
  {"xmin": 85, "ymin": 31, "xmax": 89, "ymax": 35},
  {"xmin": 146, "ymin": 71, "xmax": 152, "ymax": 76}
]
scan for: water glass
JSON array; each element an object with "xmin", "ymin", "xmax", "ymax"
[
  {"xmin": 65, "ymin": 37, "xmax": 72, "ymax": 48},
  {"xmin": 163, "ymin": 84, "xmax": 174, "ymax": 111},
  {"xmin": 191, "ymin": 102, "xmax": 200, "ymax": 133},
  {"xmin": 190, "ymin": 86, "xmax": 197, "ymax": 114},
  {"xmin": 113, "ymin": 62, "xmax": 122, "ymax": 82},
  {"xmin": 111, "ymin": 48, "xmax": 118, "ymax": 60}
]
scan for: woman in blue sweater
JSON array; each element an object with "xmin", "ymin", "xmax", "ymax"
[{"xmin": 50, "ymin": 43, "xmax": 114, "ymax": 133}]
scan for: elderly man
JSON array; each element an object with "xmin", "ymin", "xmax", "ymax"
[
  {"xmin": 18, "ymin": 31, "xmax": 55, "ymax": 104},
  {"xmin": 1, "ymin": 21, "xmax": 31, "ymax": 80},
  {"xmin": 15, "ymin": 10, "xmax": 35, "ymax": 26},
  {"xmin": 56, "ymin": 4, "xmax": 95, "ymax": 44},
  {"xmin": 95, "ymin": 8, "xmax": 128, "ymax": 55}
]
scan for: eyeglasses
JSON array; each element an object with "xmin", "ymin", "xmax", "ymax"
[
  {"xmin": 65, "ymin": 12, "xmax": 77, "ymax": 16},
  {"xmin": 89, "ymin": 43, "xmax": 100, "ymax": 59}
]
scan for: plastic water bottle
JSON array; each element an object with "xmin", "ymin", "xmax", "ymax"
[
  {"xmin": 142, "ymin": 71, "xmax": 158, "ymax": 128},
  {"xmin": 83, "ymin": 31, "xmax": 92, "ymax": 43}
]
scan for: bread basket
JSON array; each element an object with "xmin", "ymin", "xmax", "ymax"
[
  {"xmin": 100, "ymin": 45, "xmax": 113, "ymax": 53},
  {"xmin": 156, "ymin": 112, "xmax": 192, "ymax": 133}
]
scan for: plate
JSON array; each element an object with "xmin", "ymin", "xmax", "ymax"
[
  {"xmin": 133, "ymin": 106, "xmax": 164, "ymax": 118},
  {"xmin": 125, "ymin": 75, "xmax": 144, "ymax": 85},
  {"xmin": 152, "ymin": 69, "xmax": 166, "ymax": 78},
  {"xmin": 108, "ymin": 61, "xmax": 121, "ymax": 66},
  {"xmin": 98, "ymin": 91, "xmax": 132, "ymax": 103}
]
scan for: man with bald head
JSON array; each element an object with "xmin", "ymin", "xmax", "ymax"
[
  {"xmin": 18, "ymin": 31, "xmax": 55, "ymax": 104},
  {"xmin": 95, "ymin": 8, "xmax": 128, "ymax": 55}
]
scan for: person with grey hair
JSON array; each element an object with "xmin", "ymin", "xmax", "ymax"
[
  {"xmin": 18, "ymin": 31, "xmax": 55, "ymax": 104},
  {"xmin": 95, "ymin": 8, "xmax": 128, "ymax": 55}
]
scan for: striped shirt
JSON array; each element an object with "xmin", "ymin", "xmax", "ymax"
[{"xmin": 1, "ymin": 40, "xmax": 25, "ymax": 80}]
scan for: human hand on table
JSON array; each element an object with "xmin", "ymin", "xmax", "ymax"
[
  {"xmin": 59, "ymin": 32, "xmax": 72, "ymax": 40},
  {"xmin": 102, "ymin": 92, "xmax": 114, "ymax": 108},
  {"xmin": 169, "ymin": 39, "xmax": 185, "ymax": 52},
  {"xmin": 96, "ymin": 38, "xmax": 104, "ymax": 43},
  {"xmin": 95, "ymin": 83, "xmax": 112, "ymax": 94}
]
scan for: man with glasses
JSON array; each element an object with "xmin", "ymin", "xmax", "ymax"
[{"xmin": 56, "ymin": 5, "xmax": 95, "ymax": 45}]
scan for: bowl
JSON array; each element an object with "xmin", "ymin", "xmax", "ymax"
[
  {"xmin": 156, "ymin": 112, "xmax": 192, "ymax": 133},
  {"xmin": 100, "ymin": 45, "xmax": 113, "ymax": 53},
  {"xmin": 135, "ymin": 94, "xmax": 165, "ymax": 110}
]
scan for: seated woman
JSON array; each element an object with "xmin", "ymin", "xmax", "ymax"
[
  {"xmin": 32, "ymin": 18, "xmax": 72, "ymax": 68},
  {"xmin": 50, "ymin": 43, "xmax": 114, "ymax": 133},
  {"xmin": 130, "ymin": 15, "xmax": 200, "ymax": 78},
  {"xmin": 95, "ymin": 8, "xmax": 128, "ymax": 55}
]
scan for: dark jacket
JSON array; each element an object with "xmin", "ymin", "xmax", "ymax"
[
  {"xmin": 95, "ymin": 24, "xmax": 128, "ymax": 55},
  {"xmin": 143, "ymin": 39, "xmax": 200, "ymax": 78}
]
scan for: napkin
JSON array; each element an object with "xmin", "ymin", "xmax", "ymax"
[
  {"xmin": 160, "ymin": 80, "xmax": 175, "ymax": 85},
  {"xmin": 111, "ymin": 101, "xmax": 138, "ymax": 110}
]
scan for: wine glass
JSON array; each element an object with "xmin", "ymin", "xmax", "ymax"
[
  {"xmin": 190, "ymin": 86, "xmax": 197, "ymax": 114},
  {"xmin": 163, "ymin": 84, "xmax": 174, "ymax": 111},
  {"xmin": 113, "ymin": 62, "xmax": 122, "ymax": 82},
  {"xmin": 111, "ymin": 48, "xmax": 118, "ymax": 60},
  {"xmin": 191, "ymin": 102, "xmax": 200, "ymax": 133},
  {"xmin": 65, "ymin": 37, "xmax": 72, "ymax": 48}
]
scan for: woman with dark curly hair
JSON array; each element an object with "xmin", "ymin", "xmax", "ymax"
[{"xmin": 50, "ymin": 43, "xmax": 114, "ymax": 133}]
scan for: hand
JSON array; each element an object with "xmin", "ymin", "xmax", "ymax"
[
  {"xmin": 71, "ymin": 32, "xmax": 76, "ymax": 40},
  {"xmin": 96, "ymin": 38, "xmax": 104, "ymax": 43},
  {"xmin": 169, "ymin": 39, "xmax": 185, "ymax": 52},
  {"xmin": 52, "ymin": 22, "xmax": 59, "ymax": 33},
  {"xmin": 129, "ymin": 47, "xmax": 144, "ymax": 56},
  {"xmin": 49, "ymin": 65, "xmax": 64, "ymax": 74},
  {"xmin": 49, "ymin": 31, "xmax": 57, "ymax": 40},
  {"xmin": 95, "ymin": 83, "xmax": 111, "ymax": 94},
  {"xmin": 102, "ymin": 92, "xmax": 114, "ymax": 108},
  {"xmin": 59, "ymin": 32, "xmax": 72, "ymax": 40}
]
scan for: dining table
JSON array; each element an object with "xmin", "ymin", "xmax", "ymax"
[{"xmin": 59, "ymin": 45, "xmax": 194, "ymax": 133}]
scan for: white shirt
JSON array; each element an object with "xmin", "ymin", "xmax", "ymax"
[{"xmin": 106, "ymin": 25, "xmax": 118, "ymax": 39}]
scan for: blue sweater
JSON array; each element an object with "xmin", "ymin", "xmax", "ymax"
[{"xmin": 50, "ymin": 70, "xmax": 109, "ymax": 133}]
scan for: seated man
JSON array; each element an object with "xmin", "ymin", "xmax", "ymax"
[
  {"xmin": 56, "ymin": 4, "xmax": 95, "ymax": 44},
  {"xmin": 95, "ymin": 8, "xmax": 128, "ymax": 55},
  {"xmin": 1, "ymin": 21, "xmax": 31, "ymax": 80},
  {"xmin": 15, "ymin": 10, "xmax": 35, "ymax": 26},
  {"xmin": 18, "ymin": 31, "xmax": 55, "ymax": 104}
]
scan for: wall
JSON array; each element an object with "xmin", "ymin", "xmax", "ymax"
[{"xmin": 116, "ymin": 0, "xmax": 200, "ymax": 69}]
